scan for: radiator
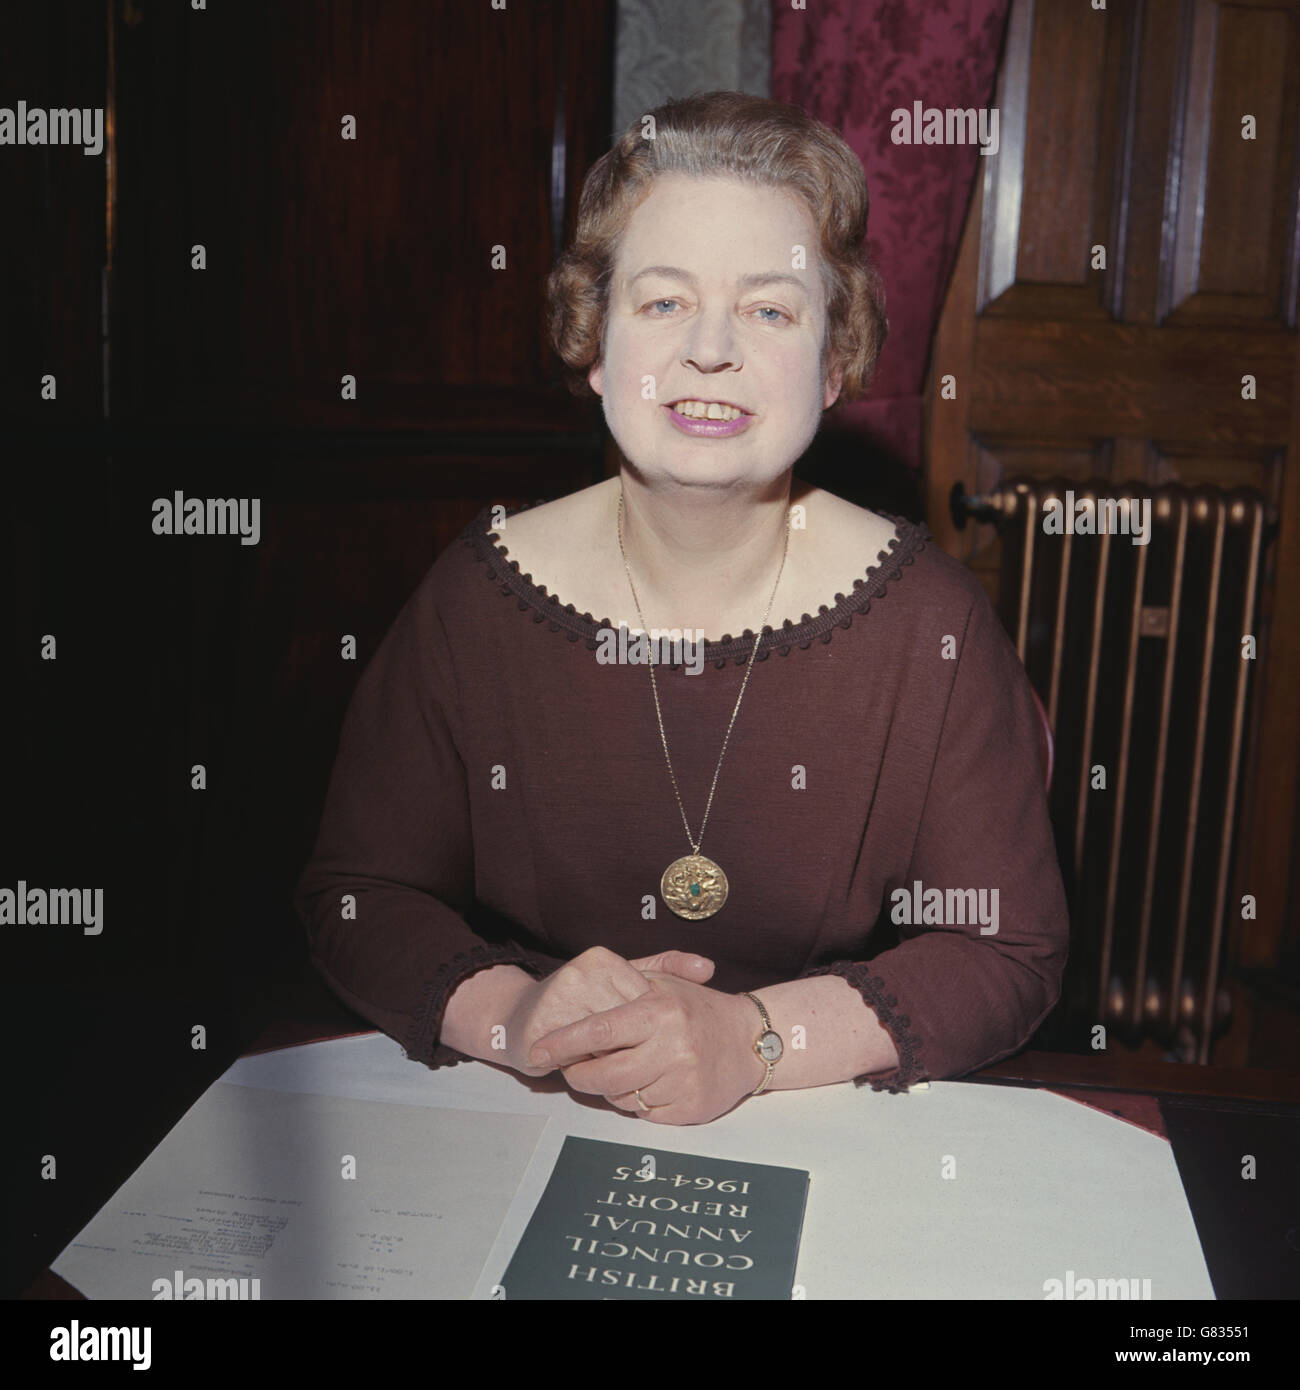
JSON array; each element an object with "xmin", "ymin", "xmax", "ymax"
[{"xmin": 952, "ymin": 478, "xmax": 1275, "ymax": 1062}]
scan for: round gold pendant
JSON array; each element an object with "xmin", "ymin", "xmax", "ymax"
[{"xmin": 661, "ymin": 854, "xmax": 728, "ymax": 920}]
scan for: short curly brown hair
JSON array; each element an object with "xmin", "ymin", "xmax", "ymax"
[{"xmin": 547, "ymin": 90, "xmax": 887, "ymax": 408}]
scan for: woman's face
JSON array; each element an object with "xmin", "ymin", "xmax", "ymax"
[{"xmin": 589, "ymin": 172, "xmax": 842, "ymax": 492}]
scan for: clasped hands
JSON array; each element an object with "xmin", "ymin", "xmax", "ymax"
[{"xmin": 501, "ymin": 946, "xmax": 766, "ymax": 1126}]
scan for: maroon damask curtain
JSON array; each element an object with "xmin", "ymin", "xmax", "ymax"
[{"xmin": 772, "ymin": 0, "xmax": 1010, "ymax": 473}]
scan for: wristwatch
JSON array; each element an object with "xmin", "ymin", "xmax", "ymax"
[{"xmin": 743, "ymin": 991, "xmax": 783, "ymax": 1095}]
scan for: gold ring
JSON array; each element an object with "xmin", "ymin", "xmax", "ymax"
[{"xmin": 634, "ymin": 1089, "xmax": 651, "ymax": 1112}]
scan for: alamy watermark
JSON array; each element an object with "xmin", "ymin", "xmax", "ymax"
[
  {"xmin": 1, "ymin": 882, "xmax": 102, "ymax": 934},
  {"xmin": 890, "ymin": 101, "xmax": 999, "ymax": 157},
  {"xmin": 1, "ymin": 102, "xmax": 103, "ymax": 156},
  {"xmin": 50, "ymin": 1322, "xmax": 150, "ymax": 1370},
  {"xmin": 1042, "ymin": 492, "xmax": 1151, "ymax": 546},
  {"xmin": 152, "ymin": 491, "xmax": 261, "ymax": 545},
  {"xmin": 890, "ymin": 880, "xmax": 999, "ymax": 935},
  {"xmin": 596, "ymin": 622, "xmax": 706, "ymax": 676},
  {"xmin": 1044, "ymin": 1269, "xmax": 1152, "ymax": 1299},
  {"xmin": 152, "ymin": 1269, "xmax": 261, "ymax": 1299}
]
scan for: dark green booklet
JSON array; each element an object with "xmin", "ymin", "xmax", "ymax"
[{"xmin": 496, "ymin": 1135, "xmax": 809, "ymax": 1300}]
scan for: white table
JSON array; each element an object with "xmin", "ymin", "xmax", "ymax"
[{"xmin": 52, "ymin": 1032, "xmax": 1214, "ymax": 1300}]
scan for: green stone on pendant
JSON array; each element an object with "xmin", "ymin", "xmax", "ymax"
[{"xmin": 690, "ymin": 882, "xmax": 701, "ymax": 896}]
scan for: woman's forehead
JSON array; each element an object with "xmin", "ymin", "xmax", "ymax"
[{"xmin": 614, "ymin": 176, "xmax": 819, "ymax": 277}]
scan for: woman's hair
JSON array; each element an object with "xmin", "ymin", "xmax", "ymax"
[{"xmin": 547, "ymin": 90, "xmax": 888, "ymax": 407}]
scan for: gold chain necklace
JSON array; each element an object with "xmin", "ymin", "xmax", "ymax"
[{"xmin": 617, "ymin": 489, "xmax": 790, "ymax": 920}]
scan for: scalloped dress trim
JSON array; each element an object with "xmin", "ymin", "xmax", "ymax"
[
  {"xmin": 799, "ymin": 959, "xmax": 926, "ymax": 1093},
  {"xmin": 412, "ymin": 940, "xmax": 562, "ymax": 1068},
  {"xmin": 461, "ymin": 498, "xmax": 931, "ymax": 668}
]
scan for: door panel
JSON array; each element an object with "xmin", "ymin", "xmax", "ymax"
[{"xmin": 926, "ymin": 0, "xmax": 1300, "ymax": 1066}]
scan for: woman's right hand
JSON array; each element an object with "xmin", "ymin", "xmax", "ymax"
[{"xmin": 502, "ymin": 945, "xmax": 715, "ymax": 1078}]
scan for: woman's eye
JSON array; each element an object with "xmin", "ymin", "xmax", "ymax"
[{"xmin": 643, "ymin": 300, "xmax": 788, "ymax": 322}]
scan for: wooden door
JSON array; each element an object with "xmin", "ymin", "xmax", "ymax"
[{"xmin": 924, "ymin": 0, "xmax": 1300, "ymax": 1066}]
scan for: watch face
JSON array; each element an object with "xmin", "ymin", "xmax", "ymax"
[{"xmin": 758, "ymin": 1031, "xmax": 783, "ymax": 1063}]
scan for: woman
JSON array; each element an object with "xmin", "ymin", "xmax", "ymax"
[{"xmin": 294, "ymin": 91, "xmax": 1068, "ymax": 1126}]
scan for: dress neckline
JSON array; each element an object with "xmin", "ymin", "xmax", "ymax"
[{"xmin": 462, "ymin": 498, "xmax": 931, "ymax": 670}]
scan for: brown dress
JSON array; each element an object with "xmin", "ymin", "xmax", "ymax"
[{"xmin": 293, "ymin": 501, "xmax": 1069, "ymax": 1093}]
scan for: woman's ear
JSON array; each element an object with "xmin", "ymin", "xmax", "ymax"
[
  {"xmin": 822, "ymin": 360, "xmax": 844, "ymax": 410},
  {"xmin": 588, "ymin": 360, "xmax": 604, "ymax": 396}
]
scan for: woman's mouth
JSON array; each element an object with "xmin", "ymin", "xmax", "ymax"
[{"xmin": 663, "ymin": 399, "xmax": 755, "ymax": 438}]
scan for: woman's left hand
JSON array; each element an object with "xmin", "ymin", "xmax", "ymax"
[{"xmin": 527, "ymin": 970, "xmax": 765, "ymax": 1125}]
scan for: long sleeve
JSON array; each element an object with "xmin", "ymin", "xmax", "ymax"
[
  {"xmin": 292, "ymin": 561, "xmax": 566, "ymax": 1068},
  {"xmin": 800, "ymin": 583, "xmax": 1070, "ymax": 1092}
]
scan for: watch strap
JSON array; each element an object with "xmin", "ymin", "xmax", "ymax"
[{"xmin": 743, "ymin": 991, "xmax": 781, "ymax": 1096}]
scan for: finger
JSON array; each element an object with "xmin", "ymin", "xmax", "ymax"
[
  {"xmin": 606, "ymin": 1086, "xmax": 664, "ymax": 1115},
  {"xmin": 519, "ymin": 950, "xmax": 653, "ymax": 1068},
  {"xmin": 576, "ymin": 946, "xmax": 662, "ymax": 1008},
  {"xmin": 530, "ymin": 997, "xmax": 655, "ymax": 1069},
  {"xmin": 627, "ymin": 950, "xmax": 715, "ymax": 983},
  {"xmin": 561, "ymin": 1041, "xmax": 661, "ymax": 1097}
]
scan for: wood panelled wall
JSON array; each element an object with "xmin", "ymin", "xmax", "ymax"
[
  {"xmin": 34, "ymin": 0, "xmax": 613, "ymax": 904},
  {"xmin": 925, "ymin": 0, "xmax": 1300, "ymax": 1066},
  {"xmin": 5, "ymin": 0, "xmax": 613, "ymax": 1296}
]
